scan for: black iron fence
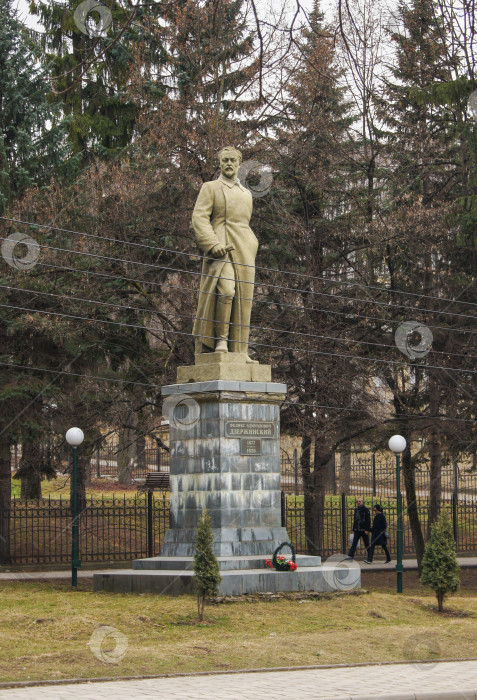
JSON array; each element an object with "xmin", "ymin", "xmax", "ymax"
[
  {"xmin": 2, "ymin": 493, "xmax": 476, "ymax": 565},
  {"xmin": 280, "ymin": 450, "xmax": 477, "ymax": 502},
  {"xmin": 284, "ymin": 494, "xmax": 477, "ymax": 557},
  {"xmin": 3, "ymin": 494, "xmax": 169, "ymax": 565},
  {"xmin": 328, "ymin": 455, "xmax": 477, "ymax": 501},
  {"xmin": 91, "ymin": 444, "xmax": 170, "ymax": 480}
]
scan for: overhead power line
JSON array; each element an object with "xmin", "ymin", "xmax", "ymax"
[
  {"xmin": 1, "ymin": 216, "xmax": 477, "ymax": 313},
  {"xmin": 1, "ymin": 233, "xmax": 477, "ymax": 322},
  {"xmin": 29, "ymin": 260, "xmax": 477, "ymax": 337},
  {"xmin": 2, "ymin": 282, "xmax": 476, "ymax": 361},
  {"xmin": 1, "ymin": 301, "xmax": 477, "ymax": 374},
  {"xmin": 1, "ymin": 360, "xmax": 476, "ymax": 423}
]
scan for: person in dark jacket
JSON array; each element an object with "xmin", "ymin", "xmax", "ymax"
[
  {"xmin": 364, "ymin": 504, "xmax": 391, "ymax": 563},
  {"xmin": 347, "ymin": 497, "xmax": 371, "ymax": 559}
]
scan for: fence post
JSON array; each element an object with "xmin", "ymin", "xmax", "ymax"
[
  {"xmin": 341, "ymin": 492, "xmax": 347, "ymax": 554},
  {"xmin": 452, "ymin": 491, "xmax": 458, "ymax": 544},
  {"xmin": 281, "ymin": 490, "xmax": 286, "ymax": 527},
  {"xmin": 293, "ymin": 449, "xmax": 298, "ymax": 495},
  {"xmin": 372, "ymin": 453, "xmax": 376, "ymax": 497},
  {"xmin": 453, "ymin": 457, "xmax": 459, "ymax": 503},
  {"xmin": 331, "ymin": 452, "xmax": 337, "ymax": 495},
  {"xmin": 156, "ymin": 447, "xmax": 161, "ymax": 472},
  {"xmin": 147, "ymin": 490, "xmax": 153, "ymax": 558}
]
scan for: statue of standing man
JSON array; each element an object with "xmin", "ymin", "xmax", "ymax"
[{"xmin": 192, "ymin": 147, "xmax": 258, "ymax": 363}]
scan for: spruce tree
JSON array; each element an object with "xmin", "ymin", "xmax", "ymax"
[
  {"xmin": 0, "ymin": 0, "xmax": 67, "ymax": 212},
  {"xmin": 193, "ymin": 509, "xmax": 221, "ymax": 621},
  {"xmin": 420, "ymin": 510, "xmax": 460, "ymax": 612},
  {"xmin": 258, "ymin": 0, "xmax": 371, "ymax": 556},
  {"xmin": 30, "ymin": 0, "xmax": 166, "ymax": 162}
]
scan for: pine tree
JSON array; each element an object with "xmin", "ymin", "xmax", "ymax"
[
  {"xmin": 0, "ymin": 0, "xmax": 67, "ymax": 212},
  {"xmin": 420, "ymin": 510, "xmax": 460, "ymax": 612},
  {"xmin": 193, "ymin": 509, "xmax": 221, "ymax": 621},
  {"xmin": 256, "ymin": 1, "xmax": 372, "ymax": 556},
  {"xmin": 30, "ymin": 0, "xmax": 166, "ymax": 162},
  {"xmin": 375, "ymin": 0, "xmax": 460, "ymax": 565}
]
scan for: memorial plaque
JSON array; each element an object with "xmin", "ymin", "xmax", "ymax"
[
  {"xmin": 225, "ymin": 420, "xmax": 275, "ymax": 438},
  {"xmin": 241, "ymin": 438, "xmax": 262, "ymax": 455}
]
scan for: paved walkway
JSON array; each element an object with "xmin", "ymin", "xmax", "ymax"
[
  {"xmin": 1, "ymin": 661, "xmax": 477, "ymax": 699},
  {"xmin": 1, "ymin": 556, "xmax": 477, "ymax": 580}
]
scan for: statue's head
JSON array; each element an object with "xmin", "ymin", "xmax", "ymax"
[{"xmin": 218, "ymin": 146, "xmax": 242, "ymax": 180}]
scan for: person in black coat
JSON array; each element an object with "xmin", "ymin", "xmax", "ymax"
[
  {"xmin": 347, "ymin": 497, "xmax": 371, "ymax": 559},
  {"xmin": 364, "ymin": 504, "xmax": 391, "ymax": 563}
]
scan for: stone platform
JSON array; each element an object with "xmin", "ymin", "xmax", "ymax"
[
  {"xmin": 93, "ymin": 554, "xmax": 356, "ymax": 597},
  {"xmin": 93, "ymin": 378, "xmax": 361, "ymax": 596},
  {"xmin": 177, "ymin": 352, "xmax": 271, "ymax": 383}
]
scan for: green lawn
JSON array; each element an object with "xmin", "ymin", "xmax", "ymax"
[{"xmin": 0, "ymin": 573, "xmax": 476, "ymax": 683}]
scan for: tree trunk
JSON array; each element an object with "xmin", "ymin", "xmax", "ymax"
[
  {"xmin": 117, "ymin": 414, "xmax": 138, "ymax": 485},
  {"xmin": 339, "ymin": 442, "xmax": 351, "ymax": 495},
  {"xmin": 428, "ymin": 424, "xmax": 442, "ymax": 537},
  {"xmin": 311, "ymin": 444, "xmax": 330, "ymax": 557},
  {"xmin": 437, "ymin": 589, "xmax": 444, "ymax": 612},
  {"xmin": 19, "ymin": 439, "xmax": 42, "ymax": 500},
  {"xmin": 428, "ymin": 376, "xmax": 442, "ymax": 535},
  {"xmin": 402, "ymin": 437, "xmax": 425, "ymax": 569},
  {"xmin": 301, "ymin": 434, "xmax": 315, "ymax": 555},
  {"xmin": 0, "ymin": 434, "xmax": 11, "ymax": 564},
  {"xmin": 137, "ymin": 434, "xmax": 146, "ymax": 469}
]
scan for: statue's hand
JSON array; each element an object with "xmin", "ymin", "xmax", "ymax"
[{"xmin": 210, "ymin": 244, "xmax": 226, "ymax": 258}]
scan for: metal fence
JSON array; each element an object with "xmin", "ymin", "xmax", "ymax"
[
  {"xmin": 91, "ymin": 445, "xmax": 170, "ymax": 480},
  {"xmin": 284, "ymin": 495, "xmax": 477, "ymax": 557},
  {"xmin": 280, "ymin": 450, "xmax": 477, "ymax": 502},
  {"xmin": 4, "ymin": 494, "xmax": 169, "ymax": 565},
  {"xmin": 2, "ymin": 493, "xmax": 476, "ymax": 565}
]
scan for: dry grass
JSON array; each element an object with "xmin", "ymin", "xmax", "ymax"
[
  {"xmin": 1, "ymin": 573, "xmax": 477, "ymax": 684},
  {"xmin": 11, "ymin": 477, "xmax": 144, "ymax": 500}
]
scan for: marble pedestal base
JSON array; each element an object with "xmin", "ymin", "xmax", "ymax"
[
  {"xmin": 177, "ymin": 352, "xmax": 271, "ymax": 383},
  {"xmin": 93, "ymin": 380, "xmax": 360, "ymax": 595},
  {"xmin": 93, "ymin": 555, "xmax": 344, "ymax": 597}
]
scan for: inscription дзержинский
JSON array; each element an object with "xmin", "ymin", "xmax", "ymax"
[{"xmin": 224, "ymin": 420, "xmax": 275, "ymax": 438}]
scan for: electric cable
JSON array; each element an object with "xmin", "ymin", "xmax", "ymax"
[
  {"xmin": 2, "ymin": 282, "xmax": 476, "ymax": 360},
  {"xmin": 2, "ymin": 217, "xmax": 477, "ymax": 313},
  {"xmin": 2, "ymin": 300, "xmax": 477, "ymax": 374},
  {"xmin": 1, "ymin": 360, "xmax": 475, "ymax": 423},
  {"xmin": 29, "ymin": 259, "xmax": 477, "ymax": 337},
  {"xmin": 1, "ymin": 234, "xmax": 477, "ymax": 322}
]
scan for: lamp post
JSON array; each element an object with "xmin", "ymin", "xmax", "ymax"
[
  {"xmin": 388, "ymin": 434, "xmax": 406, "ymax": 593},
  {"xmin": 66, "ymin": 427, "xmax": 84, "ymax": 587}
]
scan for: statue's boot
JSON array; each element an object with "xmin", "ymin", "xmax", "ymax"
[{"xmin": 215, "ymin": 295, "xmax": 232, "ymax": 353}]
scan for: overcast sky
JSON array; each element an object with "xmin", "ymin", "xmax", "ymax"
[{"xmin": 14, "ymin": 0, "xmax": 324, "ymax": 33}]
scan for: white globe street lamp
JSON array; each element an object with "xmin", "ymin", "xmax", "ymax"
[
  {"xmin": 66, "ymin": 427, "xmax": 84, "ymax": 587},
  {"xmin": 65, "ymin": 427, "xmax": 84, "ymax": 447},
  {"xmin": 388, "ymin": 434, "xmax": 406, "ymax": 593},
  {"xmin": 388, "ymin": 435, "xmax": 407, "ymax": 454}
]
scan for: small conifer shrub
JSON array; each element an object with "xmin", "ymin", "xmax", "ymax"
[{"xmin": 193, "ymin": 509, "xmax": 222, "ymax": 621}]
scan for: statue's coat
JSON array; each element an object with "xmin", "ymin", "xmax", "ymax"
[{"xmin": 192, "ymin": 174, "xmax": 257, "ymax": 354}]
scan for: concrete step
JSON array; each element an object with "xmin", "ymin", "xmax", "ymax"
[
  {"xmin": 132, "ymin": 554, "xmax": 322, "ymax": 571},
  {"xmin": 94, "ymin": 563, "xmax": 359, "ymax": 596}
]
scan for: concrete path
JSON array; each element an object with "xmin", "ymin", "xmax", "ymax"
[
  {"xmin": 1, "ymin": 660, "xmax": 477, "ymax": 699},
  {"xmin": 1, "ymin": 556, "xmax": 477, "ymax": 580}
]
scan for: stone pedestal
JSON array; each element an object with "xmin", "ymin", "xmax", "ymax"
[
  {"xmin": 161, "ymin": 380, "xmax": 288, "ymax": 557},
  {"xmin": 177, "ymin": 352, "xmax": 271, "ymax": 383},
  {"xmin": 93, "ymin": 378, "xmax": 360, "ymax": 596}
]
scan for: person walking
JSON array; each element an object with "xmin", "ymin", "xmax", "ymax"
[
  {"xmin": 348, "ymin": 497, "xmax": 371, "ymax": 559},
  {"xmin": 364, "ymin": 504, "xmax": 391, "ymax": 563}
]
